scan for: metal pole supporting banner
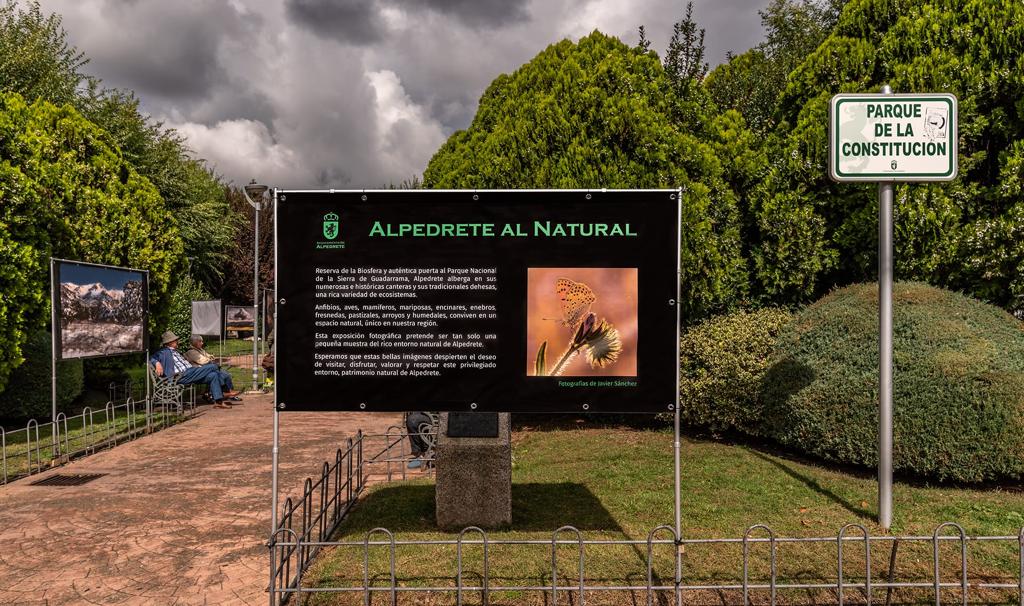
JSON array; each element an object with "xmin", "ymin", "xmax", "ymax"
[
  {"xmin": 145, "ymin": 347, "xmax": 152, "ymax": 432},
  {"xmin": 50, "ymin": 258, "xmax": 58, "ymax": 454},
  {"xmin": 253, "ymin": 198, "xmax": 260, "ymax": 392},
  {"xmin": 269, "ymin": 188, "xmax": 280, "ymax": 606},
  {"xmin": 878, "ymin": 83, "xmax": 895, "ymax": 530},
  {"xmin": 673, "ymin": 187, "xmax": 684, "ymax": 602}
]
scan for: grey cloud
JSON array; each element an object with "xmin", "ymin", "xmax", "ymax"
[
  {"xmin": 98, "ymin": 29, "xmax": 226, "ymax": 100},
  {"xmin": 399, "ymin": 0, "xmax": 530, "ymax": 28},
  {"xmin": 56, "ymin": 1, "xmax": 261, "ymax": 104},
  {"xmin": 168, "ymin": 77, "xmax": 279, "ymax": 128},
  {"xmin": 41, "ymin": 0, "xmax": 774, "ymax": 190},
  {"xmin": 314, "ymin": 166, "xmax": 352, "ymax": 187},
  {"xmin": 284, "ymin": 0, "xmax": 384, "ymax": 45}
]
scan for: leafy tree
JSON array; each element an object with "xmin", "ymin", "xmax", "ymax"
[
  {"xmin": 423, "ymin": 31, "xmax": 749, "ymax": 319},
  {"xmin": 0, "ymin": 0, "xmax": 90, "ymax": 108},
  {"xmin": 707, "ymin": 0, "xmax": 847, "ymax": 134},
  {"xmin": 81, "ymin": 88, "xmax": 239, "ymax": 291},
  {"xmin": 635, "ymin": 25, "xmax": 652, "ymax": 53},
  {"xmin": 663, "ymin": 2, "xmax": 708, "ymax": 97},
  {"xmin": 0, "ymin": 92, "xmax": 183, "ymax": 392},
  {"xmin": 759, "ymin": 0, "xmax": 1024, "ymax": 315},
  {"xmin": 166, "ymin": 273, "xmax": 212, "ymax": 342},
  {"xmin": 0, "ymin": 329, "xmax": 82, "ymax": 420},
  {"xmin": 0, "ymin": 1, "xmax": 239, "ymax": 295},
  {"xmin": 705, "ymin": 49, "xmax": 778, "ymax": 134}
]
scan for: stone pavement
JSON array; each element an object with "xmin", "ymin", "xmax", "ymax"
[{"xmin": 0, "ymin": 395, "xmax": 401, "ymax": 605}]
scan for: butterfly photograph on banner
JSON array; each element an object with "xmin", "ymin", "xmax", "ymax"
[{"xmin": 526, "ymin": 267, "xmax": 638, "ymax": 377}]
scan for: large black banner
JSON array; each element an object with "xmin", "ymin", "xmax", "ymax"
[{"xmin": 275, "ymin": 190, "xmax": 679, "ymax": 413}]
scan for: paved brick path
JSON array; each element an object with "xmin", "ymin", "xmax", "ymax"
[{"xmin": 0, "ymin": 395, "xmax": 401, "ymax": 605}]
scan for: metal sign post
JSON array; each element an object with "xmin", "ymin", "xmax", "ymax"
[
  {"xmin": 830, "ymin": 86, "xmax": 958, "ymax": 530},
  {"xmin": 877, "ymin": 178, "xmax": 894, "ymax": 529}
]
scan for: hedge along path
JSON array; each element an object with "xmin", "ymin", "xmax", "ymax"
[{"xmin": 0, "ymin": 394, "xmax": 401, "ymax": 605}]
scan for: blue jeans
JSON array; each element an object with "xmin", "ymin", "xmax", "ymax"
[
  {"xmin": 198, "ymin": 364, "xmax": 234, "ymax": 393},
  {"xmin": 177, "ymin": 364, "xmax": 225, "ymax": 400},
  {"xmin": 217, "ymin": 369, "xmax": 234, "ymax": 392}
]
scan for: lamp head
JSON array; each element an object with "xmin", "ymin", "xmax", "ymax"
[{"xmin": 243, "ymin": 180, "xmax": 269, "ymax": 209}]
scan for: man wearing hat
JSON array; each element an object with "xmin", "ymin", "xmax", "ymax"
[
  {"xmin": 151, "ymin": 331, "xmax": 240, "ymax": 409},
  {"xmin": 184, "ymin": 335, "xmax": 242, "ymax": 404}
]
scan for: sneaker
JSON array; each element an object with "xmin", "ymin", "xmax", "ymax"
[{"xmin": 407, "ymin": 458, "xmax": 423, "ymax": 469}]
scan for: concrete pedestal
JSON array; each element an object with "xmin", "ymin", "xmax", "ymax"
[{"xmin": 435, "ymin": 412, "xmax": 512, "ymax": 529}]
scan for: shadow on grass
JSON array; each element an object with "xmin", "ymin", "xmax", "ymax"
[
  {"xmin": 336, "ymin": 482, "xmax": 624, "ymax": 534},
  {"xmin": 329, "ymin": 482, "xmax": 676, "ymax": 603},
  {"xmin": 746, "ymin": 448, "xmax": 874, "ymax": 521}
]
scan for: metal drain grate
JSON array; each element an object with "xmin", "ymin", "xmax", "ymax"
[{"xmin": 30, "ymin": 473, "xmax": 107, "ymax": 487}]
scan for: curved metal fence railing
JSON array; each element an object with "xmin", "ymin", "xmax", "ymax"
[{"xmin": 0, "ymin": 383, "xmax": 198, "ymax": 485}]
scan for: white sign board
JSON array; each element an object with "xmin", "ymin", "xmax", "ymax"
[{"xmin": 829, "ymin": 93, "xmax": 957, "ymax": 182}]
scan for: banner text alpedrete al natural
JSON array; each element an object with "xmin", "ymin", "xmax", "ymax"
[{"xmin": 368, "ymin": 221, "xmax": 638, "ymax": 238}]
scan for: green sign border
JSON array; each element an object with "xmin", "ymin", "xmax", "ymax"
[{"xmin": 830, "ymin": 95, "xmax": 957, "ymax": 182}]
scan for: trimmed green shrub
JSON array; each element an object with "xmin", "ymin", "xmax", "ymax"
[
  {"xmin": 679, "ymin": 308, "xmax": 791, "ymax": 435},
  {"xmin": 762, "ymin": 282, "xmax": 1024, "ymax": 483},
  {"xmin": 0, "ymin": 329, "xmax": 82, "ymax": 421}
]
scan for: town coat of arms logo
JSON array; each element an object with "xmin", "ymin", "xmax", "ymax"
[{"xmin": 323, "ymin": 213, "xmax": 340, "ymax": 240}]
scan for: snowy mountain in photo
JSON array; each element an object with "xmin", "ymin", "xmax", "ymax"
[
  {"xmin": 74, "ymin": 282, "xmax": 125, "ymax": 301},
  {"xmin": 60, "ymin": 280, "xmax": 144, "ymax": 324}
]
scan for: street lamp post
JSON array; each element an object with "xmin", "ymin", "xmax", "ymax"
[{"xmin": 243, "ymin": 181, "xmax": 269, "ymax": 393}]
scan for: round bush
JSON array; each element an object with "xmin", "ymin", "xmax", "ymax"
[
  {"xmin": 0, "ymin": 329, "xmax": 83, "ymax": 422},
  {"xmin": 761, "ymin": 282, "xmax": 1024, "ymax": 483},
  {"xmin": 679, "ymin": 308, "xmax": 791, "ymax": 435}
]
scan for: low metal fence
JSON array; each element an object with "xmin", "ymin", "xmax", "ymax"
[
  {"xmin": 1, "ymin": 387, "xmax": 198, "ymax": 485},
  {"xmin": 270, "ymin": 427, "xmax": 437, "ymax": 604},
  {"xmin": 107, "ymin": 378, "xmax": 145, "ymax": 405},
  {"xmin": 268, "ymin": 430, "xmax": 1023, "ymax": 606},
  {"xmin": 272, "ymin": 523, "xmax": 1024, "ymax": 605}
]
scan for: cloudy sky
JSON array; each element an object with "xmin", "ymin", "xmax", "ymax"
[{"xmin": 44, "ymin": 0, "xmax": 771, "ymax": 189}]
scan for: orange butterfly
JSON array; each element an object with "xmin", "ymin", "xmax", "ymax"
[{"xmin": 554, "ymin": 278, "xmax": 596, "ymax": 330}]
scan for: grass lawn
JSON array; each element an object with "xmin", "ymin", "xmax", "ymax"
[
  {"xmin": 216, "ymin": 337, "xmax": 266, "ymax": 357},
  {"xmin": 302, "ymin": 426, "xmax": 1024, "ymax": 605}
]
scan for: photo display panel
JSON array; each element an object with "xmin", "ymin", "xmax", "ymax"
[
  {"xmin": 55, "ymin": 260, "xmax": 148, "ymax": 360},
  {"xmin": 275, "ymin": 190, "xmax": 680, "ymax": 413}
]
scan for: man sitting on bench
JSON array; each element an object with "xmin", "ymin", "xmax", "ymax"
[
  {"xmin": 151, "ymin": 331, "xmax": 239, "ymax": 409},
  {"xmin": 184, "ymin": 335, "xmax": 242, "ymax": 404}
]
